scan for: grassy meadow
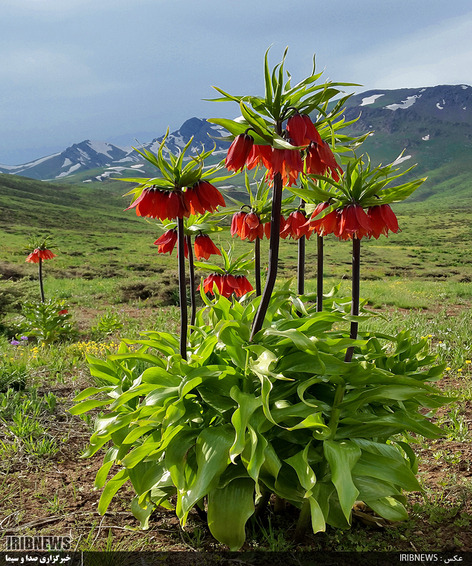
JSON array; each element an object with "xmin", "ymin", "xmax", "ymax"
[{"xmin": 1, "ymin": 171, "xmax": 472, "ymax": 553}]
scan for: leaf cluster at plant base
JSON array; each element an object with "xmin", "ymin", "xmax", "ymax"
[{"xmin": 72, "ymin": 288, "xmax": 451, "ymax": 549}]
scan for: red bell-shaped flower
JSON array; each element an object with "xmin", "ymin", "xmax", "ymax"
[
  {"xmin": 154, "ymin": 229, "xmax": 188, "ymax": 257},
  {"xmin": 194, "ymin": 234, "xmax": 221, "ymax": 260},
  {"xmin": 307, "ymin": 202, "xmax": 339, "ymax": 237},
  {"xmin": 202, "ymin": 273, "xmax": 253, "ymax": 298},
  {"xmin": 26, "ymin": 248, "xmax": 56, "ymax": 264},
  {"xmin": 336, "ymin": 205, "xmax": 372, "ymax": 240},
  {"xmin": 280, "ymin": 211, "xmax": 311, "ymax": 240},
  {"xmin": 225, "ymin": 133, "xmax": 254, "ymax": 172},
  {"xmin": 368, "ymin": 204, "xmax": 399, "ymax": 239},
  {"xmin": 188, "ymin": 180, "xmax": 225, "ymax": 214}
]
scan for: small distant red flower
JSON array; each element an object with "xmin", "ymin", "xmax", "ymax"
[
  {"xmin": 194, "ymin": 234, "xmax": 221, "ymax": 260},
  {"xmin": 154, "ymin": 229, "xmax": 188, "ymax": 257},
  {"xmin": 126, "ymin": 188, "xmax": 189, "ymax": 220},
  {"xmin": 367, "ymin": 204, "xmax": 399, "ymax": 239},
  {"xmin": 26, "ymin": 248, "xmax": 56, "ymax": 264},
  {"xmin": 280, "ymin": 211, "xmax": 311, "ymax": 240},
  {"xmin": 57, "ymin": 309, "xmax": 68, "ymax": 315},
  {"xmin": 336, "ymin": 205, "xmax": 372, "ymax": 240},
  {"xmin": 186, "ymin": 181, "xmax": 225, "ymax": 214},
  {"xmin": 225, "ymin": 133, "xmax": 254, "ymax": 172},
  {"xmin": 202, "ymin": 273, "xmax": 253, "ymax": 298}
]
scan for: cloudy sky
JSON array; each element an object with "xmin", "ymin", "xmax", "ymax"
[{"xmin": 2, "ymin": 0, "xmax": 472, "ymax": 164}]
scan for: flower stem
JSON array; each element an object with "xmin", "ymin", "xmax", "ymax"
[
  {"xmin": 345, "ymin": 237, "xmax": 361, "ymax": 363},
  {"xmin": 177, "ymin": 217, "xmax": 188, "ymax": 360},
  {"xmin": 186, "ymin": 235, "xmax": 196, "ymax": 328},
  {"xmin": 316, "ymin": 235, "xmax": 324, "ymax": 312},
  {"xmin": 38, "ymin": 258, "xmax": 45, "ymax": 303},
  {"xmin": 255, "ymin": 236, "xmax": 261, "ymax": 296},
  {"xmin": 250, "ymin": 172, "xmax": 283, "ymax": 340},
  {"xmin": 297, "ymin": 235, "xmax": 305, "ymax": 296},
  {"xmin": 297, "ymin": 200, "xmax": 306, "ymax": 296}
]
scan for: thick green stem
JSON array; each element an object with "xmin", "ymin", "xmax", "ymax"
[
  {"xmin": 38, "ymin": 258, "xmax": 45, "ymax": 303},
  {"xmin": 186, "ymin": 235, "xmax": 196, "ymax": 328},
  {"xmin": 345, "ymin": 237, "xmax": 361, "ymax": 363},
  {"xmin": 250, "ymin": 171, "xmax": 283, "ymax": 340},
  {"xmin": 254, "ymin": 236, "xmax": 261, "ymax": 297},
  {"xmin": 316, "ymin": 234, "xmax": 323, "ymax": 312},
  {"xmin": 177, "ymin": 217, "xmax": 187, "ymax": 360},
  {"xmin": 294, "ymin": 499, "xmax": 311, "ymax": 542}
]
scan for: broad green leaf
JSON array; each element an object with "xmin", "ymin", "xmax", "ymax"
[
  {"xmin": 309, "ymin": 496, "xmax": 326, "ymax": 533},
  {"xmin": 285, "ymin": 443, "xmax": 317, "ymax": 496},
  {"xmin": 98, "ymin": 469, "xmax": 129, "ymax": 515},
  {"xmin": 363, "ymin": 496, "xmax": 409, "ymax": 522},
  {"xmin": 178, "ymin": 425, "xmax": 234, "ymax": 524},
  {"xmin": 352, "ymin": 451, "xmax": 421, "ymax": 492},
  {"xmin": 229, "ymin": 387, "xmax": 262, "ymax": 463},
  {"xmin": 68, "ymin": 399, "xmax": 112, "ymax": 415},
  {"xmin": 131, "ymin": 496, "xmax": 155, "ymax": 530},
  {"xmin": 165, "ymin": 428, "xmax": 199, "ymax": 491},
  {"xmin": 323, "ymin": 440, "xmax": 361, "ymax": 523},
  {"xmin": 207, "ymin": 478, "xmax": 255, "ymax": 550}
]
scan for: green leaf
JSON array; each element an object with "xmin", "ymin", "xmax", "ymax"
[
  {"xmin": 323, "ymin": 440, "xmax": 361, "ymax": 523},
  {"xmin": 229, "ymin": 387, "xmax": 262, "ymax": 463},
  {"xmin": 352, "ymin": 450, "xmax": 421, "ymax": 492},
  {"xmin": 207, "ymin": 478, "xmax": 255, "ymax": 550},
  {"xmin": 285, "ymin": 443, "xmax": 317, "ymax": 496},
  {"xmin": 177, "ymin": 425, "xmax": 234, "ymax": 524},
  {"xmin": 131, "ymin": 496, "xmax": 155, "ymax": 530},
  {"xmin": 68, "ymin": 399, "xmax": 112, "ymax": 415},
  {"xmin": 363, "ymin": 496, "xmax": 409, "ymax": 522},
  {"xmin": 98, "ymin": 469, "xmax": 129, "ymax": 515}
]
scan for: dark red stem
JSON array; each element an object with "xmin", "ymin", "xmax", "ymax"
[
  {"xmin": 177, "ymin": 217, "xmax": 188, "ymax": 360},
  {"xmin": 345, "ymin": 237, "xmax": 361, "ymax": 362}
]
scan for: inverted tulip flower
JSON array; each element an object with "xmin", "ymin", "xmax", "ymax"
[
  {"xmin": 194, "ymin": 234, "xmax": 221, "ymax": 260},
  {"xmin": 280, "ymin": 210, "xmax": 311, "ymax": 240},
  {"xmin": 336, "ymin": 204, "xmax": 372, "ymax": 240},
  {"xmin": 368, "ymin": 204, "xmax": 400, "ymax": 238},
  {"xmin": 202, "ymin": 273, "xmax": 253, "ymax": 298},
  {"xmin": 25, "ymin": 236, "xmax": 57, "ymax": 303},
  {"xmin": 225, "ymin": 133, "xmax": 254, "ymax": 172},
  {"xmin": 307, "ymin": 202, "xmax": 339, "ymax": 237},
  {"xmin": 186, "ymin": 181, "xmax": 226, "ymax": 214},
  {"xmin": 26, "ymin": 248, "xmax": 56, "ymax": 263},
  {"xmin": 154, "ymin": 229, "xmax": 186, "ymax": 256}
]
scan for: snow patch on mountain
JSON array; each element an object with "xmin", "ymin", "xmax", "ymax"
[
  {"xmin": 360, "ymin": 94, "xmax": 384, "ymax": 106},
  {"xmin": 56, "ymin": 163, "xmax": 81, "ymax": 178},
  {"xmin": 385, "ymin": 95, "xmax": 421, "ymax": 111}
]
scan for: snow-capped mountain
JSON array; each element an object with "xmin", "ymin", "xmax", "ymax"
[
  {"xmin": 1, "ymin": 85, "xmax": 471, "ymax": 183},
  {"xmin": 0, "ymin": 118, "xmax": 229, "ymax": 182}
]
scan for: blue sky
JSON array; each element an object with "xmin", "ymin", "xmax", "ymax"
[{"xmin": 1, "ymin": 0, "xmax": 472, "ymax": 164}]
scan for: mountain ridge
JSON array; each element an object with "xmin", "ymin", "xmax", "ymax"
[{"xmin": 1, "ymin": 84, "xmax": 471, "ymax": 186}]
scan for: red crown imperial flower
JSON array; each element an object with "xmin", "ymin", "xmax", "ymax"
[{"xmin": 26, "ymin": 248, "xmax": 56, "ymax": 264}]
